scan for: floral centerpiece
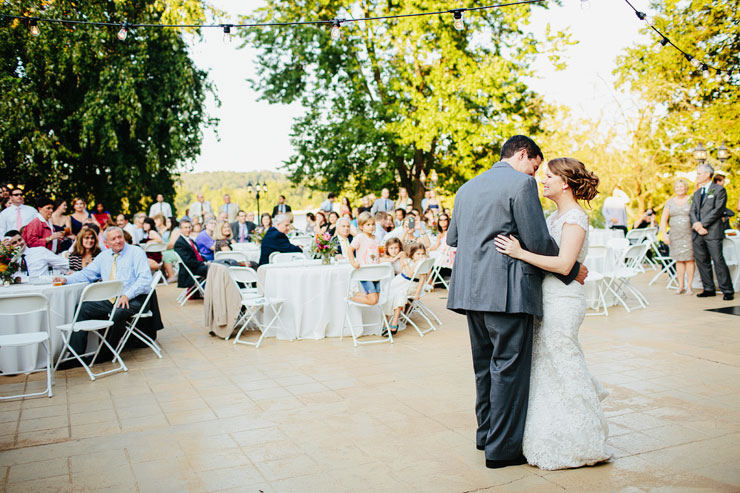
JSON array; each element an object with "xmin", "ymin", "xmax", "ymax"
[
  {"xmin": 0, "ymin": 242, "xmax": 21, "ymax": 285},
  {"xmin": 249, "ymin": 229, "xmax": 267, "ymax": 245},
  {"xmin": 311, "ymin": 232, "xmax": 338, "ymax": 265}
]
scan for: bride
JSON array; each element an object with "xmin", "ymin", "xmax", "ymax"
[{"xmin": 494, "ymin": 157, "xmax": 610, "ymax": 470}]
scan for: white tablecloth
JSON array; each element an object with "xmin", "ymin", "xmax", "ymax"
[
  {"xmin": 231, "ymin": 243, "xmax": 261, "ymax": 264},
  {"xmin": 0, "ymin": 283, "xmax": 86, "ymax": 373},
  {"xmin": 589, "ymin": 228, "xmax": 625, "ymax": 247},
  {"xmin": 691, "ymin": 234, "xmax": 740, "ymax": 292},
  {"xmin": 257, "ymin": 260, "xmax": 387, "ymax": 340}
]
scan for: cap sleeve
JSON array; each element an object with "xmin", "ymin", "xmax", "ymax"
[{"xmin": 563, "ymin": 208, "xmax": 589, "ymax": 232}]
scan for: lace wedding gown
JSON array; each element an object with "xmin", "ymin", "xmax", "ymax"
[{"xmin": 522, "ymin": 207, "xmax": 611, "ymax": 470}]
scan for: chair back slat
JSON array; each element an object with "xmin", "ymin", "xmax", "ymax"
[
  {"xmin": 215, "ymin": 251, "xmax": 248, "ymax": 264},
  {"xmin": 80, "ymin": 280, "xmax": 124, "ymax": 304},
  {"xmin": 270, "ymin": 252, "xmax": 305, "ymax": 264},
  {"xmin": 0, "ymin": 293, "xmax": 49, "ymax": 316},
  {"xmin": 411, "ymin": 258, "xmax": 436, "ymax": 279},
  {"xmin": 144, "ymin": 242, "xmax": 167, "ymax": 253},
  {"xmin": 349, "ymin": 264, "xmax": 394, "ymax": 283}
]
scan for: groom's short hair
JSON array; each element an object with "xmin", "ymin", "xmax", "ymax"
[{"xmin": 500, "ymin": 135, "xmax": 543, "ymax": 161}]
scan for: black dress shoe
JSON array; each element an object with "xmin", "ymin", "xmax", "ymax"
[
  {"xmin": 485, "ymin": 455, "xmax": 528, "ymax": 469},
  {"xmin": 723, "ymin": 293, "xmax": 734, "ymax": 301},
  {"xmin": 697, "ymin": 291, "xmax": 716, "ymax": 297}
]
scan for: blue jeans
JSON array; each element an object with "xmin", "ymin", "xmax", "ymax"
[{"xmin": 359, "ymin": 280, "xmax": 380, "ymax": 294}]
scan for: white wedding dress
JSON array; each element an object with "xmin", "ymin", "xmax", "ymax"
[{"xmin": 522, "ymin": 207, "xmax": 611, "ymax": 470}]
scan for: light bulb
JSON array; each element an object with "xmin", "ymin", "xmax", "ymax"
[
  {"xmin": 660, "ymin": 37, "xmax": 668, "ymax": 47},
  {"xmin": 580, "ymin": 0, "xmax": 591, "ymax": 10},
  {"xmin": 722, "ymin": 71, "xmax": 731, "ymax": 83},
  {"xmin": 691, "ymin": 57, "xmax": 701, "ymax": 68},
  {"xmin": 453, "ymin": 11, "xmax": 464, "ymax": 31},
  {"xmin": 29, "ymin": 19, "xmax": 40, "ymax": 37},
  {"xmin": 117, "ymin": 23, "xmax": 128, "ymax": 41},
  {"xmin": 222, "ymin": 24, "xmax": 233, "ymax": 43},
  {"xmin": 330, "ymin": 21, "xmax": 341, "ymax": 40},
  {"xmin": 702, "ymin": 65, "xmax": 710, "ymax": 78}
]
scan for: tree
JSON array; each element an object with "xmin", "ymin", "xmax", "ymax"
[
  {"xmin": 0, "ymin": 0, "xmax": 217, "ymax": 213},
  {"xmin": 241, "ymin": 1, "xmax": 569, "ymax": 207}
]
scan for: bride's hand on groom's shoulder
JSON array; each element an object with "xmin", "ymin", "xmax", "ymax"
[{"xmin": 494, "ymin": 234, "xmax": 522, "ymax": 259}]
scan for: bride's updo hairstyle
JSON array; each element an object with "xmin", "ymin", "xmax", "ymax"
[{"xmin": 547, "ymin": 157, "xmax": 599, "ymax": 202}]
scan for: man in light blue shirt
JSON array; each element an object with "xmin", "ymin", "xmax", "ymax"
[{"xmin": 55, "ymin": 227, "xmax": 154, "ymax": 358}]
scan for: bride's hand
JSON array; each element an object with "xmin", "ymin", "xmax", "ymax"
[{"xmin": 494, "ymin": 234, "xmax": 522, "ymax": 259}]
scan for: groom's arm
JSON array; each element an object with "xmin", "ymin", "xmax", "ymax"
[
  {"xmin": 446, "ymin": 196, "xmax": 459, "ymax": 248},
  {"xmin": 512, "ymin": 178, "xmax": 580, "ymax": 285}
]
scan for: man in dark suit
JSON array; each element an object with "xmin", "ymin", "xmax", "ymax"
[
  {"xmin": 173, "ymin": 219, "xmax": 209, "ymax": 288},
  {"xmin": 272, "ymin": 195, "xmax": 292, "ymax": 217},
  {"xmin": 258, "ymin": 214, "xmax": 303, "ymax": 266},
  {"xmin": 689, "ymin": 163, "xmax": 734, "ymax": 300},
  {"xmin": 447, "ymin": 135, "xmax": 587, "ymax": 469},
  {"xmin": 230, "ymin": 210, "xmax": 256, "ymax": 243}
]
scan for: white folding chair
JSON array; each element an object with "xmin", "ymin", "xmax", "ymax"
[
  {"xmin": 270, "ymin": 252, "xmax": 305, "ymax": 264},
  {"xmin": 341, "ymin": 264, "xmax": 395, "ymax": 346},
  {"xmin": 585, "ymin": 271, "xmax": 608, "ymax": 317},
  {"xmin": 144, "ymin": 242, "xmax": 168, "ymax": 285},
  {"xmin": 400, "ymin": 258, "xmax": 442, "ymax": 336},
  {"xmin": 429, "ymin": 253, "xmax": 450, "ymax": 290},
  {"xmin": 54, "ymin": 280, "xmax": 127, "ymax": 381},
  {"xmin": 602, "ymin": 243, "xmax": 649, "ymax": 312},
  {"xmin": 173, "ymin": 251, "xmax": 206, "ymax": 306},
  {"xmin": 0, "ymin": 294, "xmax": 54, "ymax": 400},
  {"xmin": 115, "ymin": 271, "xmax": 163, "ymax": 359},
  {"xmin": 722, "ymin": 238, "xmax": 740, "ymax": 291},
  {"xmin": 215, "ymin": 250, "xmax": 249, "ymax": 264},
  {"xmin": 228, "ymin": 267, "xmax": 286, "ymax": 348}
]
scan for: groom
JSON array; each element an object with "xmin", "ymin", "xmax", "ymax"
[{"xmin": 447, "ymin": 135, "xmax": 587, "ymax": 468}]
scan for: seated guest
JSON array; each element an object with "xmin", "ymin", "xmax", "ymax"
[
  {"xmin": 633, "ymin": 208, "xmax": 657, "ymax": 229},
  {"xmin": 195, "ymin": 218, "xmax": 217, "ymax": 261},
  {"xmin": 4, "ymin": 230, "xmax": 69, "ymax": 277},
  {"xmin": 68, "ymin": 227, "xmax": 102, "ymax": 271},
  {"xmin": 51, "ymin": 199, "xmax": 74, "ymax": 253},
  {"xmin": 152, "ymin": 213, "xmax": 167, "ymax": 238},
  {"xmin": 53, "ymin": 227, "xmax": 154, "ymax": 358},
  {"xmin": 374, "ymin": 211, "xmax": 390, "ymax": 242},
  {"xmin": 22, "ymin": 197, "xmax": 64, "ymax": 251},
  {"xmin": 173, "ymin": 219, "xmax": 209, "ymax": 288},
  {"xmin": 333, "ymin": 217, "xmax": 354, "ymax": 260},
  {"xmin": 230, "ymin": 210, "xmax": 255, "ymax": 243},
  {"xmin": 132, "ymin": 212, "xmax": 146, "ymax": 243},
  {"xmin": 140, "ymin": 217, "xmax": 164, "ymax": 270},
  {"xmin": 214, "ymin": 220, "xmax": 234, "ymax": 252},
  {"xmin": 162, "ymin": 217, "xmax": 180, "ymax": 282},
  {"xmin": 380, "ymin": 237, "xmax": 406, "ymax": 274},
  {"xmin": 394, "ymin": 208, "xmax": 407, "ymax": 227},
  {"xmin": 326, "ymin": 211, "xmax": 339, "ymax": 237},
  {"xmin": 304, "ymin": 212, "xmax": 316, "ymax": 235},
  {"xmin": 93, "ymin": 203, "xmax": 113, "ymax": 228},
  {"xmin": 258, "ymin": 214, "xmax": 303, "ymax": 266},
  {"xmin": 313, "ymin": 211, "xmax": 328, "ymax": 235},
  {"xmin": 256, "ymin": 213, "xmax": 272, "ymax": 235},
  {"xmin": 383, "ymin": 243, "xmax": 429, "ymax": 336},
  {"xmin": 192, "ymin": 216, "xmax": 203, "ymax": 235}
]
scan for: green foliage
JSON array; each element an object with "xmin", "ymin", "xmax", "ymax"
[
  {"xmin": 241, "ymin": 1, "xmax": 569, "ymax": 208},
  {"xmin": 0, "ymin": 0, "xmax": 217, "ymax": 214}
]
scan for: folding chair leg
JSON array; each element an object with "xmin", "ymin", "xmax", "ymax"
[{"xmin": 45, "ymin": 339, "xmax": 53, "ymax": 398}]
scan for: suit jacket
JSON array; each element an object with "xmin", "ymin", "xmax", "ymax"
[
  {"xmin": 446, "ymin": 161, "xmax": 579, "ymax": 317},
  {"xmin": 689, "ymin": 183, "xmax": 728, "ymax": 240},
  {"xmin": 272, "ymin": 204, "xmax": 292, "ymax": 216},
  {"xmin": 258, "ymin": 227, "xmax": 302, "ymax": 265},
  {"xmin": 230, "ymin": 221, "xmax": 256, "ymax": 242},
  {"xmin": 173, "ymin": 235, "xmax": 209, "ymax": 288},
  {"xmin": 219, "ymin": 203, "xmax": 239, "ymax": 223}
]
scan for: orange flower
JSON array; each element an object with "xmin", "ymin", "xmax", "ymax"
[{"xmin": 0, "ymin": 263, "xmax": 7, "ymax": 273}]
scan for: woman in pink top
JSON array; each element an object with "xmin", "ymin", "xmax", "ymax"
[{"xmin": 349, "ymin": 211, "xmax": 381, "ymax": 305}]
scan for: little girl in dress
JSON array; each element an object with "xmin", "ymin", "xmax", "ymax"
[
  {"xmin": 380, "ymin": 237, "xmax": 406, "ymax": 275},
  {"xmin": 384, "ymin": 243, "xmax": 429, "ymax": 336},
  {"xmin": 349, "ymin": 211, "xmax": 381, "ymax": 306}
]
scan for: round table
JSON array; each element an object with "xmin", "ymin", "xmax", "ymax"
[
  {"xmin": 257, "ymin": 260, "xmax": 388, "ymax": 340},
  {"xmin": 0, "ymin": 282, "xmax": 86, "ymax": 373},
  {"xmin": 231, "ymin": 243, "xmax": 261, "ymax": 264}
]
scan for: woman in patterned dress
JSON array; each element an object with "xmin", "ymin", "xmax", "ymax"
[{"xmin": 659, "ymin": 179, "xmax": 695, "ymax": 294}]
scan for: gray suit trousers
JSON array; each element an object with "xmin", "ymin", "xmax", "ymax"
[
  {"xmin": 693, "ymin": 235, "xmax": 733, "ymax": 295},
  {"xmin": 466, "ymin": 311, "xmax": 534, "ymax": 461}
]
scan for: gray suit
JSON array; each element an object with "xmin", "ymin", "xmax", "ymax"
[
  {"xmin": 689, "ymin": 183, "xmax": 733, "ymax": 294},
  {"xmin": 447, "ymin": 161, "xmax": 579, "ymax": 461}
]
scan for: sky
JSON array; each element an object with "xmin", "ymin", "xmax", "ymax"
[{"xmin": 186, "ymin": 0, "xmax": 655, "ymax": 174}]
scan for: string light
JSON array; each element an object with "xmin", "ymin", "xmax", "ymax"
[
  {"xmin": 29, "ymin": 18, "xmax": 39, "ymax": 37},
  {"xmin": 659, "ymin": 36, "xmax": 668, "ymax": 47},
  {"xmin": 222, "ymin": 24, "xmax": 233, "ymax": 42},
  {"xmin": 117, "ymin": 22, "xmax": 128, "ymax": 41},
  {"xmin": 579, "ymin": 0, "xmax": 591, "ymax": 10},
  {"xmin": 452, "ymin": 10, "xmax": 465, "ymax": 31},
  {"xmin": 330, "ymin": 19, "xmax": 342, "ymax": 40}
]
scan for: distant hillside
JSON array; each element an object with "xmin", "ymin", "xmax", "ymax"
[{"xmin": 174, "ymin": 171, "xmax": 323, "ymax": 216}]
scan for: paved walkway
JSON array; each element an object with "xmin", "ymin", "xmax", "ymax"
[{"xmin": 1, "ymin": 273, "xmax": 739, "ymax": 492}]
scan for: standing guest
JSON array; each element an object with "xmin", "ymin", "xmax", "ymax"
[
  {"xmin": 426, "ymin": 189, "xmax": 442, "ymax": 211},
  {"xmin": 0, "ymin": 186, "xmax": 36, "ymax": 237},
  {"xmin": 601, "ymin": 186, "xmax": 629, "ymax": 235},
  {"xmin": 189, "ymin": 193, "xmax": 213, "ymax": 222},
  {"xmin": 196, "ymin": 218, "xmax": 217, "ymax": 261},
  {"xmin": 214, "ymin": 220, "xmax": 234, "ymax": 252},
  {"xmin": 148, "ymin": 193, "xmax": 173, "ymax": 218},
  {"xmin": 633, "ymin": 208, "xmax": 657, "ymax": 229},
  {"xmin": 660, "ymin": 179, "xmax": 695, "ymax": 295},
  {"xmin": 4, "ymin": 230, "xmax": 69, "ymax": 277},
  {"xmin": 333, "ymin": 217, "xmax": 354, "ymax": 259},
  {"xmin": 358, "ymin": 196, "xmax": 373, "ymax": 215},
  {"xmin": 319, "ymin": 193, "xmax": 336, "ymax": 213},
  {"xmin": 257, "ymin": 213, "xmax": 273, "ymax": 235},
  {"xmin": 51, "ymin": 199, "xmax": 74, "ymax": 253},
  {"xmin": 326, "ymin": 211, "xmax": 340, "ymax": 237},
  {"xmin": 173, "ymin": 219, "xmax": 209, "ymax": 287},
  {"xmin": 371, "ymin": 188, "xmax": 395, "ymax": 215},
  {"xmin": 68, "ymin": 227, "xmax": 102, "ymax": 272},
  {"xmin": 304, "ymin": 212, "xmax": 316, "ymax": 235},
  {"xmin": 53, "ymin": 227, "xmax": 154, "ymax": 358},
  {"xmin": 0, "ymin": 183, "xmax": 9, "ymax": 208},
  {"xmin": 93, "ymin": 203, "xmax": 113, "ymax": 229},
  {"xmin": 113, "ymin": 214, "xmax": 127, "ymax": 238},
  {"xmin": 22, "ymin": 197, "xmax": 64, "ymax": 251},
  {"xmin": 339, "ymin": 197, "xmax": 352, "ymax": 217},
  {"xmin": 70, "ymin": 197, "xmax": 95, "ymax": 235},
  {"xmin": 231, "ymin": 210, "xmax": 255, "ymax": 243},
  {"xmin": 395, "ymin": 187, "xmax": 412, "ymax": 211},
  {"xmin": 258, "ymin": 214, "xmax": 303, "ymax": 265},
  {"xmin": 314, "ymin": 212, "xmax": 328, "ymax": 235},
  {"xmin": 712, "ymin": 172, "xmax": 736, "ymax": 229},
  {"xmin": 219, "ymin": 194, "xmax": 240, "ymax": 223},
  {"xmin": 272, "ymin": 195, "xmax": 292, "ymax": 216},
  {"xmin": 161, "ymin": 217, "xmax": 180, "ymax": 282},
  {"xmin": 348, "ymin": 212, "xmax": 382, "ymax": 305},
  {"xmin": 421, "ymin": 190, "xmax": 432, "ymax": 211},
  {"xmin": 689, "ymin": 164, "xmax": 734, "ymax": 300},
  {"xmin": 384, "ymin": 243, "xmax": 429, "ymax": 336}
]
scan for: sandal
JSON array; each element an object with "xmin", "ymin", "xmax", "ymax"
[
  {"xmin": 675, "ymin": 288, "xmax": 686, "ymax": 295},
  {"xmin": 382, "ymin": 324, "xmax": 399, "ymax": 337}
]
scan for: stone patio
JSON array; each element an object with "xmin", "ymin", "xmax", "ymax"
[{"xmin": 1, "ymin": 273, "xmax": 739, "ymax": 492}]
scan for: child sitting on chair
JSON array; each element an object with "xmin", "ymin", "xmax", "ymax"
[
  {"xmin": 349, "ymin": 211, "xmax": 381, "ymax": 306},
  {"xmin": 384, "ymin": 242, "xmax": 428, "ymax": 336},
  {"xmin": 380, "ymin": 237, "xmax": 406, "ymax": 275}
]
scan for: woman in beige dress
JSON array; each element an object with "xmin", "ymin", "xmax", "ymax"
[{"xmin": 659, "ymin": 179, "xmax": 695, "ymax": 294}]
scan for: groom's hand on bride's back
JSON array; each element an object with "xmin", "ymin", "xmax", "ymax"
[{"xmin": 575, "ymin": 264, "xmax": 588, "ymax": 285}]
